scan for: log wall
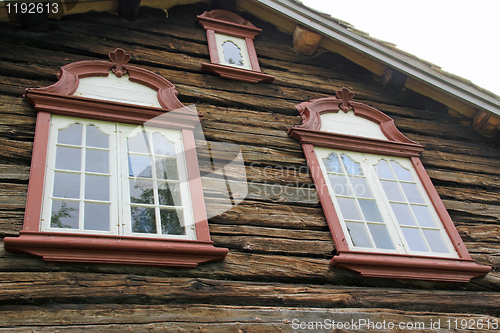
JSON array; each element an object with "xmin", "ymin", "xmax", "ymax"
[{"xmin": 0, "ymin": 3, "xmax": 499, "ymax": 331}]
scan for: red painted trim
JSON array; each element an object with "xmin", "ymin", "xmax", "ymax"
[
  {"xmin": 196, "ymin": 10, "xmax": 261, "ymax": 39},
  {"xmin": 289, "ymin": 88, "xmax": 491, "ymax": 282},
  {"xmin": 201, "ymin": 63, "xmax": 274, "ymax": 83},
  {"xmin": 206, "ymin": 30, "xmax": 220, "ymax": 64},
  {"xmin": 246, "ymin": 37, "xmax": 260, "ymax": 72},
  {"xmin": 411, "ymin": 157, "xmax": 472, "ymax": 259}
]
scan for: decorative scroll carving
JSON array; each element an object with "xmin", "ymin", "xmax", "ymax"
[
  {"xmin": 109, "ymin": 48, "xmax": 131, "ymax": 78},
  {"xmin": 335, "ymin": 87, "xmax": 354, "ymax": 112}
]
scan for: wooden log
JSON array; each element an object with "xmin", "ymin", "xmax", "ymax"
[
  {"xmin": 443, "ymin": 200, "xmax": 500, "ymax": 223},
  {"xmin": 421, "ymin": 150, "xmax": 500, "ymax": 176},
  {"xmin": 293, "ymin": 25, "xmax": 322, "ymax": 56},
  {"xmin": 436, "ymin": 186, "xmax": 500, "ymax": 205},
  {"xmin": 457, "ymin": 224, "xmax": 500, "ymax": 243},
  {"xmin": 427, "ymin": 169, "xmax": 500, "ymax": 190}
]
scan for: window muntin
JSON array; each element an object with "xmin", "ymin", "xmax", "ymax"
[
  {"xmin": 214, "ymin": 33, "xmax": 252, "ymax": 70},
  {"xmin": 41, "ymin": 115, "xmax": 196, "ymax": 240},
  {"xmin": 315, "ymin": 147, "xmax": 458, "ymax": 258}
]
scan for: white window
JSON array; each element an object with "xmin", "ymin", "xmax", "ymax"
[
  {"xmin": 315, "ymin": 147, "xmax": 457, "ymax": 257},
  {"xmin": 214, "ymin": 33, "xmax": 252, "ymax": 70},
  {"xmin": 41, "ymin": 115, "xmax": 196, "ymax": 240}
]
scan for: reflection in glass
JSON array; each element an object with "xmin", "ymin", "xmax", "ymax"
[
  {"xmin": 337, "ymin": 197, "xmax": 360, "ymax": 220},
  {"xmin": 411, "ymin": 205, "xmax": 435, "ymax": 227},
  {"xmin": 128, "ymin": 131, "xmax": 150, "ymax": 154},
  {"xmin": 155, "ymin": 157, "xmax": 179, "ymax": 180},
  {"xmin": 400, "ymin": 183, "xmax": 424, "ymax": 203},
  {"xmin": 374, "ymin": 160, "xmax": 393, "ymax": 179},
  {"xmin": 423, "ymin": 229, "xmax": 449, "ymax": 253},
  {"xmin": 85, "ymin": 175, "xmax": 109, "ymax": 201},
  {"xmin": 390, "ymin": 161, "xmax": 413, "ymax": 181},
  {"xmin": 358, "ymin": 199, "xmax": 383, "ymax": 222},
  {"xmin": 368, "ymin": 224, "xmax": 395, "ymax": 249},
  {"xmin": 86, "ymin": 125, "xmax": 109, "ymax": 148},
  {"xmin": 391, "ymin": 203, "xmax": 416, "ymax": 226},
  {"xmin": 53, "ymin": 172, "xmax": 80, "ymax": 198},
  {"xmin": 84, "ymin": 203, "xmax": 110, "ymax": 231},
  {"xmin": 323, "ymin": 153, "xmax": 341, "ymax": 173},
  {"xmin": 328, "ymin": 175, "xmax": 352, "ymax": 196},
  {"xmin": 153, "ymin": 133, "xmax": 175, "ymax": 156},
  {"xmin": 380, "ymin": 180, "xmax": 404, "ymax": 201},
  {"xmin": 158, "ymin": 182, "xmax": 181, "ymax": 206},
  {"xmin": 58, "ymin": 123, "xmax": 82, "ymax": 145},
  {"xmin": 341, "ymin": 154, "xmax": 363, "ymax": 175},
  {"xmin": 128, "ymin": 155, "xmax": 152, "ymax": 178},
  {"xmin": 51, "ymin": 200, "xmax": 79, "ymax": 229},
  {"xmin": 349, "ymin": 177, "xmax": 372, "ymax": 198},
  {"xmin": 131, "ymin": 206, "xmax": 156, "ymax": 233},
  {"xmin": 55, "ymin": 146, "xmax": 81, "ymax": 171},
  {"xmin": 222, "ymin": 40, "xmax": 243, "ymax": 66},
  {"xmin": 346, "ymin": 222, "xmax": 371, "ymax": 247},
  {"xmin": 85, "ymin": 149, "xmax": 109, "ymax": 174},
  {"xmin": 402, "ymin": 228, "xmax": 428, "ymax": 252},
  {"xmin": 160, "ymin": 209, "xmax": 185, "ymax": 235},
  {"xmin": 129, "ymin": 179, "xmax": 154, "ymax": 205}
]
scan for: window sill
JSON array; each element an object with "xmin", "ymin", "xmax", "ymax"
[
  {"xmin": 4, "ymin": 231, "xmax": 229, "ymax": 268},
  {"xmin": 201, "ymin": 63, "xmax": 275, "ymax": 83},
  {"xmin": 331, "ymin": 251, "xmax": 491, "ymax": 283}
]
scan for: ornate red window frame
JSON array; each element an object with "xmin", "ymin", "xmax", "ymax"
[
  {"xmin": 196, "ymin": 9, "xmax": 275, "ymax": 83},
  {"xmin": 288, "ymin": 88, "xmax": 491, "ymax": 282},
  {"xmin": 4, "ymin": 49, "xmax": 228, "ymax": 268}
]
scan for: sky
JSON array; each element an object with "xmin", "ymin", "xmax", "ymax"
[{"xmin": 300, "ymin": 0, "xmax": 499, "ymax": 96}]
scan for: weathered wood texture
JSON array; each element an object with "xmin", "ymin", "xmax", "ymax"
[{"xmin": 0, "ymin": 2, "xmax": 499, "ymax": 328}]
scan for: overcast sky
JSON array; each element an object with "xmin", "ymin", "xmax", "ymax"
[{"xmin": 300, "ymin": 0, "xmax": 499, "ymax": 96}]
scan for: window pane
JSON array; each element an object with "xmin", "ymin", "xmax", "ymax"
[
  {"xmin": 160, "ymin": 209, "xmax": 185, "ymax": 235},
  {"xmin": 328, "ymin": 175, "xmax": 352, "ymax": 196},
  {"xmin": 128, "ymin": 155, "xmax": 152, "ymax": 178},
  {"xmin": 349, "ymin": 177, "xmax": 372, "ymax": 198},
  {"xmin": 390, "ymin": 161, "xmax": 413, "ymax": 181},
  {"xmin": 368, "ymin": 224, "xmax": 395, "ymax": 250},
  {"xmin": 55, "ymin": 146, "xmax": 81, "ymax": 171},
  {"xmin": 50, "ymin": 200, "xmax": 79, "ymax": 229},
  {"xmin": 152, "ymin": 133, "xmax": 176, "ymax": 156},
  {"xmin": 128, "ymin": 131, "xmax": 150, "ymax": 154},
  {"xmin": 158, "ymin": 182, "xmax": 182, "ymax": 206},
  {"xmin": 131, "ymin": 206, "xmax": 157, "ymax": 233},
  {"xmin": 374, "ymin": 160, "xmax": 393, "ymax": 179},
  {"xmin": 411, "ymin": 205, "xmax": 436, "ymax": 227},
  {"xmin": 222, "ymin": 40, "xmax": 244, "ymax": 66},
  {"xmin": 345, "ymin": 222, "xmax": 372, "ymax": 248},
  {"xmin": 323, "ymin": 153, "xmax": 341, "ymax": 173},
  {"xmin": 401, "ymin": 227, "xmax": 428, "ymax": 252},
  {"xmin": 358, "ymin": 199, "xmax": 383, "ymax": 222},
  {"xmin": 53, "ymin": 172, "xmax": 80, "ymax": 199},
  {"xmin": 85, "ymin": 175, "xmax": 109, "ymax": 201},
  {"xmin": 155, "ymin": 157, "xmax": 179, "ymax": 180},
  {"xmin": 86, "ymin": 125, "xmax": 109, "ymax": 148},
  {"xmin": 391, "ymin": 203, "xmax": 416, "ymax": 226},
  {"xmin": 337, "ymin": 197, "xmax": 361, "ymax": 220},
  {"xmin": 400, "ymin": 183, "xmax": 424, "ymax": 203},
  {"xmin": 129, "ymin": 179, "xmax": 154, "ymax": 205},
  {"xmin": 84, "ymin": 202, "xmax": 110, "ymax": 231},
  {"xmin": 422, "ymin": 229, "xmax": 449, "ymax": 253},
  {"xmin": 58, "ymin": 123, "xmax": 82, "ymax": 145},
  {"xmin": 86, "ymin": 149, "xmax": 109, "ymax": 174},
  {"xmin": 380, "ymin": 180, "xmax": 404, "ymax": 201},
  {"xmin": 341, "ymin": 154, "xmax": 363, "ymax": 175}
]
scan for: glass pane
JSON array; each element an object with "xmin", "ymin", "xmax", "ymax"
[
  {"xmin": 323, "ymin": 153, "xmax": 341, "ymax": 173},
  {"xmin": 53, "ymin": 172, "xmax": 80, "ymax": 199},
  {"xmin": 152, "ymin": 133, "xmax": 175, "ymax": 156},
  {"xmin": 400, "ymin": 183, "xmax": 424, "ymax": 203},
  {"xmin": 131, "ymin": 206, "xmax": 157, "ymax": 233},
  {"xmin": 160, "ymin": 209, "xmax": 185, "ymax": 235},
  {"xmin": 128, "ymin": 131, "xmax": 150, "ymax": 154},
  {"xmin": 374, "ymin": 160, "xmax": 393, "ymax": 179},
  {"xmin": 57, "ymin": 123, "xmax": 82, "ymax": 145},
  {"xmin": 86, "ymin": 125, "xmax": 109, "ymax": 148},
  {"xmin": 55, "ymin": 146, "xmax": 81, "ymax": 171},
  {"xmin": 390, "ymin": 161, "xmax": 413, "ymax": 181},
  {"xmin": 155, "ymin": 157, "xmax": 179, "ymax": 180},
  {"xmin": 85, "ymin": 175, "xmax": 109, "ymax": 201},
  {"xmin": 422, "ymin": 229, "xmax": 449, "ymax": 253},
  {"xmin": 341, "ymin": 154, "xmax": 363, "ymax": 175},
  {"xmin": 358, "ymin": 199, "xmax": 383, "ymax": 222},
  {"xmin": 128, "ymin": 155, "xmax": 152, "ymax": 178},
  {"xmin": 85, "ymin": 149, "xmax": 109, "ymax": 174},
  {"xmin": 328, "ymin": 174, "xmax": 352, "ymax": 196},
  {"xmin": 401, "ymin": 227, "xmax": 428, "ymax": 252},
  {"xmin": 337, "ymin": 197, "xmax": 361, "ymax": 220},
  {"xmin": 368, "ymin": 224, "xmax": 395, "ymax": 250},
  {"xmin": 345, "ymin": 222, "xmax": 372, "ymax": 248},
  {"xmin": 84, "ymin": 202, "xmax": 110, "ymax": 231},
  {"xmin": 158, "ymin": 182, "xmax": 182, "ymax": 206},
  {"xmin": 222, "ymin": 40, "xmax": 244, "ymax": 66},
  {"xmin": 411, "ymin": 205, "xmax": 436, "ymax": 227},
  {"xmin": 129, "ymin": 179, "xmax": 154, "ymax": 205},
  {"xmin": 50, "ymin": 200, "xmax": 79, "ymax": 229},
  {"xmin": 391, "ymin": 203, "xmax": 416, "ymax": 226},
  {"xmin": 349, "ymin": 177, "xmax": 372, "ymax": 198},
  {"xmin": 380, "ymin": 180, "xmax": 404, "ymax": 201}
]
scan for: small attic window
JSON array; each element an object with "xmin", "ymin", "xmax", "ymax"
[{"xmin": 196, "ymin": 9, "xmax": 274, "ymax": 83}]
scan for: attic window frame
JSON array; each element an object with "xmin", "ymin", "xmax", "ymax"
[
  {"xmin": 196, "ymin": 9, "xmax": 275, "ymax": 83},
  {"xmin": 4, "ymin": 49, "xmax": 228, "ymax": 268},
  {"xmin": 288, "ymin": 87, "xmax": 491, "ymax": 283}
]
